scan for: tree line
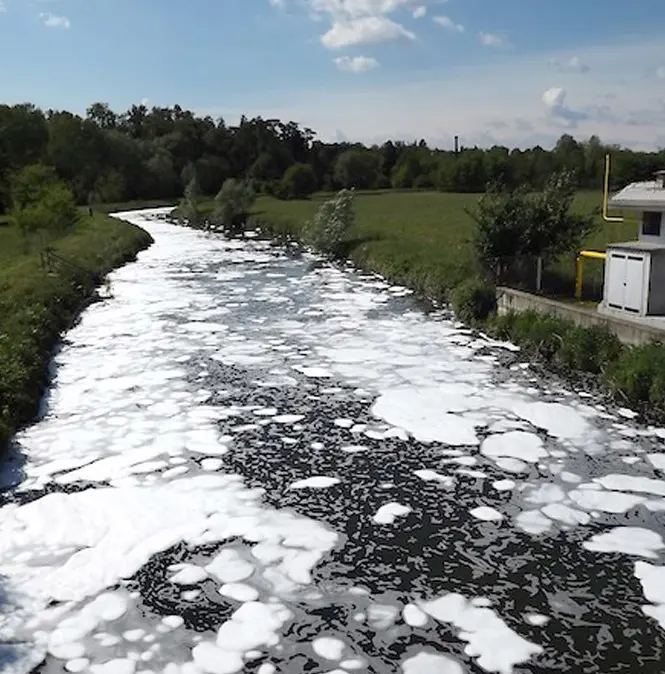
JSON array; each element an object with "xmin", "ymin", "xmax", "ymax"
[{"xmin": 2, "ymin": 101, "xmax": 665, "ymax": 213}]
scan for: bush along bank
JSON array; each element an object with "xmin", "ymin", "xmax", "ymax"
[{"xmin": 0, "ymin": 213, "xmax": 153, "ymax": 453}]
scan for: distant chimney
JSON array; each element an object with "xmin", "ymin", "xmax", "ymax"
[
  {"xmin": 454, "ymin": 135, "xmax": 459, "ymax": 155},
  {"xmin": 655, "ymin": 170, "xmax": 665, "ymax": 189}
]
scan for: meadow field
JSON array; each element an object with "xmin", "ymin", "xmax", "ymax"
[{"xmin": 247, "ymin": 189, "xmax": 639, "ymax": 301}]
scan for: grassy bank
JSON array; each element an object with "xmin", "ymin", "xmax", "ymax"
[
  {"xmin": 235, "ymin": 189, "xmax": 638, "ymax": 301},
  {"xmin": 0, "ymin": 213, "xmax": 153, "ymax": 451}
]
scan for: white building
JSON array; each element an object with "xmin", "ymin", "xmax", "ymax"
[{"xmin": 602, "ymin": 172, "xmax": 665, "ymax": 317}]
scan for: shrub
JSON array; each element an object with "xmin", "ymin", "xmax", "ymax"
[
  {"xmin": 280, "ymin": 163, "xmax": 317, "ymax": 199},
  {"xmin": 607, "ymin": 343, "xmax": 665, "ymax": 411},
  {"xmin": 558, "ymin": 324, "xmax": 623, "ymax": 374},
  {"xmin": 212, "ymin": 178, "xmax": 256, "ymax": 234},
  {"xmin": 11, "ymin": 181, "xmax": 78, "ymax": 242},
  {"xmin": 302, "ymin": 188, "xmax": 355, "ymax": 258},
  {"xmin": 176, "ymin": 176, "xmax": 201, "ymax": 227},
  {"xmin": 450, "ymin": 277, "xmax": 497, "ymax": 324}
]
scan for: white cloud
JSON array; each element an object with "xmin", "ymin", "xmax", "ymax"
[
  {"xmin": 207, "ymin": 37, "xmax": 665, "ymax": 151},
  {"xmin": 479, "ymin": 31, "xmax": 509, "ymax": 48},
  {"xmin": 321, "ymin": 16, "xmax": 414, "ymax": 48},
  {"xmin": 657, "ymin": 66, "xmax": 665, "ymax": 79},
  {"xmin": 140, "ymin": 97, "xmax": 150, "ymax": 107},
  {"xmin": 0, "ymin": 2, "xmax": 6, "ymax": 13},
  {"xmin": 413, "ymin": 5, "xmax": 426, "ymax": 18},
  {"xmin": 269, "ymin": 0, "xmax": 285, "ymax": 7},
  {"xmin": 40, "ymin": 12, "xmax": 70, "ymax": 28},
  {"xmin": 542, "ymin": 87, "xmax": 587, "ymax": 125},
  {"xmin": 433, "ymin": 15, "xmax": 463, "ymax": 33},
  {"xmin": 334, "ymin": 55, "xmax": 380, "ymax": 72}
]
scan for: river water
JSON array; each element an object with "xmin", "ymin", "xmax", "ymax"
[{"xmin": 1, "ymin": 208, "xmax": 665, "ymax": 674}]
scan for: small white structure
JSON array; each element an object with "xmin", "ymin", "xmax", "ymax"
[{"xmin": 602, "ymin": 172, "xmax": 665, "ymax": 317}]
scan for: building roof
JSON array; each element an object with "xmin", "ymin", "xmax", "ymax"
[
  {"xmin": 609, "ymin": 180, "xmax": 665, "ymax": 210},
  {"xmin": 606, "ymin": 240, "xmax": 665, "ymax": 252}
]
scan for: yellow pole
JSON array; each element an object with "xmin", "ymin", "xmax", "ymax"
[
  {"xmin": 575, "ymin": 255, "xmax": 584, "ymax": 300},
  {"xmin": 603, "ymin": 154, "xmax": 624, "ymax": 223}
]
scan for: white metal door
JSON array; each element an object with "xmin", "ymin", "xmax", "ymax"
[
  {"xmin": 607, "ymin": 253, "xmax": 626, "ymax": 309},
  {"xmin": 624, "ymin": 255, "xmax": 645, "ymax": 313}
]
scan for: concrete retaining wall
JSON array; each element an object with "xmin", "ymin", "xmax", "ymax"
[{"xmin": 496, "ymin": 286, "xmax": 665, "ymax": 346}]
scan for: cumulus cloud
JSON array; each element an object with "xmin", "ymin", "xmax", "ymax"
[
  {"xmin": 269, "ymin": 0, "xmax": 285, "ymax": 7},
  {"xmin": 321, "ymin": 15, "xmax": 414, "ymax": 48},
  {"xmin": 0, "ymin": 2, "xmax": 6, "ymax": 13},
  {"xmin": 433, "ymin": 15, "xmax": 463, "ymax": 33},
  {"xmin": 413, "ymin": 6, "xmax": 426, "ymax": 18},
  {"xmin": 479, "ymin": 31, "xmax": 510, "ymax": 48},
  {"xmin": 542, "ymin": 87, "xmax": 587, "ymax": 125},
  {"xmin": 40, "ymin": 12, "xmax": 70, "ymax": 28},
  {"xmin": 334, "ymin": 55, "xmax": 380, "ymax": 72}
]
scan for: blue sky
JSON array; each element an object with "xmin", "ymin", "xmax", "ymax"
[{"xmin": 1, "ymin": 0, "xmax": 665, "ymax": 149}]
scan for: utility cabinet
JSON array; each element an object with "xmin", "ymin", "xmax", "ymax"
[{"xmin": 604, "ymin": 242, "xmax": 665, "ymax": 316}]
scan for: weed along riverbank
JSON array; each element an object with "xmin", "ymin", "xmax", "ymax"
[{"xmin": 0, "ymin": 211, "xmax": 152, "ymax": 453}]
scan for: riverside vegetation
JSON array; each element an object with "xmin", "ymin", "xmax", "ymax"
[{"xmin": 0, "ymin": 165, "xmax": 152, "ymax": 453}]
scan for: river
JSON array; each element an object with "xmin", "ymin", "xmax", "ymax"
[{"xmin": 1, "ymin": 207, "xmax": 664, "ymax": 674}]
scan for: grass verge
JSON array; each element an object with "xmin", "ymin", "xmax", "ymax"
[{"xmin": 0, "ymin": 213, "xmax": 153, "ymax": 452}]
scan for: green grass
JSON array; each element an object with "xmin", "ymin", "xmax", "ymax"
[
  {"xmin": 239, "ymin": 189, "xmax": 640, "ymax": 301},
  {"xmin": 0, "ymin": 213, "xmax": 153, "ymax": 451}
]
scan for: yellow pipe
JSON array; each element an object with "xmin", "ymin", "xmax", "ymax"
[
  {"xmin": 575, "ymin": 250, "xmax": 607, "ymax": 300},
  {"xmin": 602, "ymin": 154, "xmax": 624, "ymax": 223}
]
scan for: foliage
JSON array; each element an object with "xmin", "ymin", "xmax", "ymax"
[
  {"xmin": 607, "ymin": 343, "xmax": 665, "ymax": 411},
  {"xmin": 2, "ymin": 101, "xmax": 665, "ymax": 216},
  {"xmin": 490, "ymin": 310, "xmax": 623, "ymax": 374},
  {"xmin": 280, "ymin": 163, "xmax": 317, "ymax": 199},
  {"xmin": 10, "ymin": 164, "xmax": 79, "ymax": 243},
  {"xmin": 302, "ymin": 189, "xmax": 355, "ymax": 258},
  {"xmin": 211, "ymin": 178, "xmax": 256, "ymax": 234},
  {"xmin": 469, "ymin": 171, "xmax": 597, "ymax": 281},
  {"xmin": 333, "ymin": 150, "xmax": 381, "ymax": 190},
  {"xmin": 177, "ymin": 176, "xmax": 201, "ymax": 226},
  {"xmin": 0, "ymin": 213, "xmax": 153, "ymax": 453},
  {"xmin": 451, "ymin": 278, "xmax": 497, "ymax": 324}
]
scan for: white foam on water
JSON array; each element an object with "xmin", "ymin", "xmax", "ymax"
[
  {"xmin": 372, "ymin": 503, "xmax": 412, "ymax": 525},
  {"xmin": 401, "ymin": 651, "xmax": 464, "ymax": 674},
  {"xmin": 312, "ymin": 636, "xmax": 346, "ymax": 660},
  {"xmin": 413, "ymin": 470, "xmax": 455, "ymax": 487},
  {"xmin": 371, "ymin": 388, "xmax": 480, "ymax": 446},
  {"xmin": 205, "ymin": 549, "xmax": 255, "ymax": 583},
  {"xmin": 583, "ymin": 527, "xmax": 665, "ymax": 559},
  {"xmin": 511, "ymin": 402, "xmax": 591, "ymax": 440},
  {"xmin": 169, "ymin": 565, "xmax": 208, "ymax": 585},
  {"xmin": 402, "ymin": 604, "xmax": 428, "ymax": 627},
  {"xmin": 480, "ymin": 432, "xmax": 547, "ymax": 465},
  {"xmin": 492, "ymin": 480, "xmax": 516, "ymax": 491},
  {"xmin": 593, "ymin": 474, "xmax": 665, "ymax": 497},
  {"xmin": 420, "ymin": 593, "xmax": 543, "ymax": 674},
  {"xmin": 218, "ymin": 583, "xmax": 259, "ymax": 603},
  {"xmin": 635, "ymin": 562, "xmax": 665, "ymax": 630},
  {"xmin": 288, "ymin": 476, "xmax": 341, "ymax": 489},
  {"xmin": 568, "ymin": 489, "xmax": 646, "ymax": 513},
  {"xmin": 524, "ymin": 614, "xmax": 550, "ymax": 627},
  {"xmin": 470, "ymin": 506, "xmax": 504, "ymax": 522}
]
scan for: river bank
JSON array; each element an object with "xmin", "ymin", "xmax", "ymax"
[
  {"xmin": 0, "ymin": 212, "xmax": 153, "ymax": 453},
  {"xmin": 2, "ymin": 207, "xmax": 665, "ymax": 673}
]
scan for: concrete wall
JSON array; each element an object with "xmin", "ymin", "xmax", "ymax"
[{"xmin": 496, "ymin": 286, "xmax": 665, "ymax": 346}]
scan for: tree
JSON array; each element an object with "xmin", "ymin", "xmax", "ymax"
[
  {"xmin": 333, "ymin": 150, "xmax": 380, "ymax": 189},
  {"xmin": 469, "ymin": 171, "xmax": 596, "ymax": 284},
  {"xmin": 302, "ymin": 189, "xmax": 355, "ymax": 258},
  {"xmin": 177, "ymin": 176, "xmax": 201, "ymax": 226},
  {"xmin": 211, "ymin": 179, "xmax": 256, "ymax": 234},
  {"xmin": 280, "ymin": 163, "xmax": 317, "ymax": 199},
  {"xmin": 10, "ymin": 164, "xmax": 78, "ymax": 241}
]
